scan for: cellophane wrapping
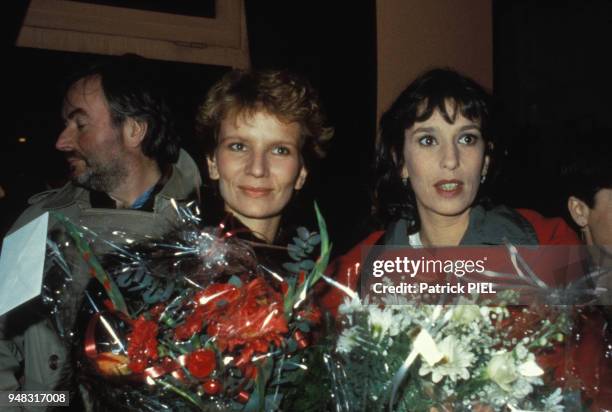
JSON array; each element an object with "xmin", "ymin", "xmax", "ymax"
[
  {"xmin": 42, "ymin": 203, "xmax": 332, "ymax": 411},
  {"xmin": 321, "ymin": 246, "xmax": 611, "ymax": 412}
]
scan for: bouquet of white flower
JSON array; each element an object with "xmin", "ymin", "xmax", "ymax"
[{"xmin": 328, "ymin": 292, "xmax": 590, "ymax": 412}]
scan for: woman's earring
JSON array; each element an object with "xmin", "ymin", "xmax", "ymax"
[
  {"xmin": 580, "ymin": 227, "xmax": 588, "ymax": 243},
  {"xmin": 480, "ymin": 175, "xmax": 487, "ymax": 184},
  {"xmin": 402, "ymin": 177, "xmax": 409, "ymax": 186}
]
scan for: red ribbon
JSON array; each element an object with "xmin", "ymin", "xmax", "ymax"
[{"xmin": 143, "ymin": 354, "xmax": 187, "ymax": 382}]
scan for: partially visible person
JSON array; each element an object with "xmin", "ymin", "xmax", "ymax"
[
  {"xmin": 554, "ymin": 132, "xmax": 612, "ymax": 411},
  {"xmin": 565, "ymin": 132, "xmax": 612, "ymax": 287},
  {"xmin": 0, "ymin": 55, "xmax": 201, "ymax": 409},
  {"xmin": 322, "ymin": 68, "xmax": 580, "ymax": 313},
  {"xmin": 195, "ymin": 69, "xmax": 333, "ymax": 244}
]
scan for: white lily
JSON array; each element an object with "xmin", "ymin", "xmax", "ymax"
[
  {"xmin": 517, "ymin": 354, "xmax": 544, "ymax": 377},
  {"xmin": 487, "ymin": 351, "xmax": 518, "ymax": 391},
  {"xmin": 414, "ymin": 329, "xmax": 444, "ymax": 366},
  {"xmin": 399, "ymin": 329, "xmax": 443, "ymax": 372}
]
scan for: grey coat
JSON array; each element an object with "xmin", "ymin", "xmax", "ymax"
[{"xmin": 0, "ymin": 150, "xmax": 201, "ymax": 410}]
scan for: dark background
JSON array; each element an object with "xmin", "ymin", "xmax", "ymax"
[
  {"xmin": 491, "ymin": 0, "xmax": 612, "ymax": 218},
  {"xmin": 2, "ymin": 0, "xmax": 611, "ymax": 255}
]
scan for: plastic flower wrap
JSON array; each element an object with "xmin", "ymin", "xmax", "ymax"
[
  {"xmin": 320, "ymin": 244, "xmax": 611, "ymax": 412},
  {"xmin": 326, "ymin": 294, "xmax": 590, "ymax": 411},
  {"xmin": 41, "ymin": 202, "xmax": 331, "ymax": 411}
]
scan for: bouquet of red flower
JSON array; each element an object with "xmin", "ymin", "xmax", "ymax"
[{"xmin": 45, "ymin": 204, "xmax": 330, "ymax": 411}]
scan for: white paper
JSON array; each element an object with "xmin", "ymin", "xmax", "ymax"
[{"xmin": 0, "ymin": 212, "xmax": 49, "ymax": 316}]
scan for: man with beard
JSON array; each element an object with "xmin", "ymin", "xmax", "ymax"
[{"xmin": 0, "ymin": 55, "xmax": 201, "ymax": 408}]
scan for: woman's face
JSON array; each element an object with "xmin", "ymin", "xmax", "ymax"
[
  {"xmin": 401, "ymin": 103, "xmax": 489, "ymax": 222},
  {"xmin": 207, "ymin": 110, "xmax": 307, "ymax": 226}
]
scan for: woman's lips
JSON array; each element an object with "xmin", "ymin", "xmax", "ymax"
[
  {"xmin": 434, "ymin": 180, "xmax": 463, "ymax": 197},
  {"xmin": 239, "ymin": 186, "xmax": 273, "ymax": 198}
]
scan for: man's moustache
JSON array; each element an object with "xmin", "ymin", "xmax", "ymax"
[{"xmin": 65, "ymin": 152, "xmax": 85, "ymax": 162}]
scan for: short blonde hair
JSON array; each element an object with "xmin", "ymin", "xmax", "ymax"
[{"xmin": 195, "ymin": 69, "xmax": 333, "ymax": 168}]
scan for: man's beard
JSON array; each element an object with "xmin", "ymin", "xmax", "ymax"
[{"xmin": 73, "ymin": 156, "xmax": 129, "ymax": 193}]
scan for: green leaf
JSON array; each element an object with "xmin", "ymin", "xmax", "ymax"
[
  {"xmin": 288, "ymin": 249, "xmax": 305, "ymax": 261},
  {"xmin": 282, "ymin": 361, "xmax": 303, "ymax": 371},
  {"xmin": 286, "ymin": 338, "xmax": 298, "ymax": 353},
  {"xmin": 228, "ymin": 275, "xmax": 243, "ymax": 288},
  {"xmin": 142, "ymin": 286, "xmax": 160, "ymax": 303},
  {"xmin": 297, "ymin": 321, "xmax": 310, "ymax": 332},
  {"xmin": 306, "ymin": 234, "xmax": 321, "ymax": 246},
  {"xmin": 283, "ymin": 280, "xmax": 296, "ymax": 317},
  {"xmin": 116, "ymin": 272, "xmax": 131, "ymax": 287},
  {"xmin": 242, "ymin": 362, "xmax": 267, "ymax": 412},
  {"xmin": 282, "ymin": 262, "xmax": 301, "ymax": 274},
  {"xmin": 132, "ymin": 266, "xmax": 146, "ymax": 283},
  {"xmin": 287, "ymin": 243, "xmax": 301, "ymax": 254},
  {"xmin": 299, "ymin": 259, "xmax": 315, "ymax": 270},
  {"xmin": 297, "ymin": 226, "xmax": 310, "ymax": 240},
  {"xmin": 158, "ymin": 281, "xmax": 175, "ymax": 301},
  {"xmin": 283, "ymin": 202, "xmax": 332, "ymax": 318},
  {"xmin": 292, "ymin": 236, "xmax": 308, "ymax": 249},
  {"xmin": 128, "ymin": 274, "xmax": 153, "ymax": 291}
]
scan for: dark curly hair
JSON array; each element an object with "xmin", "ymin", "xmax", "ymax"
[
  {"xmin": 195, "ymin": 69, "xmax": 333, "ymax": 172},
  {"xmin": 63, "ymin": 54, "xmax": 180, "ymax": 167},
  {"xmin": 374, "ymin": 68, "xmax": 499, "ymax": 231}
]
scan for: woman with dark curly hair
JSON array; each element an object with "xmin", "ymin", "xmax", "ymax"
[
  {"xmin": 322, "ymin": 68, "xmax": 579, "ymax": 310},
  {"xmin": 321, "ymin": 68, "xmax": 612, "ymax": 411},
  {"xmin": 374, "ymin": 67, "xmax": 498, "ymax": 246}
]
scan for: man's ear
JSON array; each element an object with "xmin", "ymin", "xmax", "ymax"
[
  {"xmin": 568, "ymin": 196, "xmax": 590, "ymax": 228},
  {"xmin": 206, "ymin": 154, "xmax": 220, "ymax": 180},
  {"xmin": 122, "ymin": 118, "xmax": 148, "ymax": 148},
  {"xmin": 294, "ymin": 165, "xmax": 308, "ymax": 190}
]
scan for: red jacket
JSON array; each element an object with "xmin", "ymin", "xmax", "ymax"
[{"xmin": 321, "ymin": 208, "xmax": 580, "ymax": 313}]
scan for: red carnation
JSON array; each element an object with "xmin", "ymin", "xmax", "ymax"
[
  {"xmin": 175, "ymin": 283, "xmax": 241, "ymax": 340},
  {"xmin": 194, "ymin": 283, "xmax": 240, "ymax": 311},
  {"xmin": 175, "ymin": 306, "xmax": 207, "ymax": 340},
  {"xmin": 206, "ymin": 278, "xmax": 288, "ymax": 374},
  {"xmin": 297, "ymin": 305, "xmax": 322, "ymax": 325},
  {"xmin": 186, "ymin": 348, "xmax": 216, "ymax": 379},
  {"xmin": 127, "ymin": 315, "xmax": 159, "ymax": 373}
]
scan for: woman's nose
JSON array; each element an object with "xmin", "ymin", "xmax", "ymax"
[
  {"xmin": 440, "ymin": 143, "xmax": 459, "ymax": 170},
  {"xmin": 245, "ymin": 151, "xmax": 268, "ymax": 177}
]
